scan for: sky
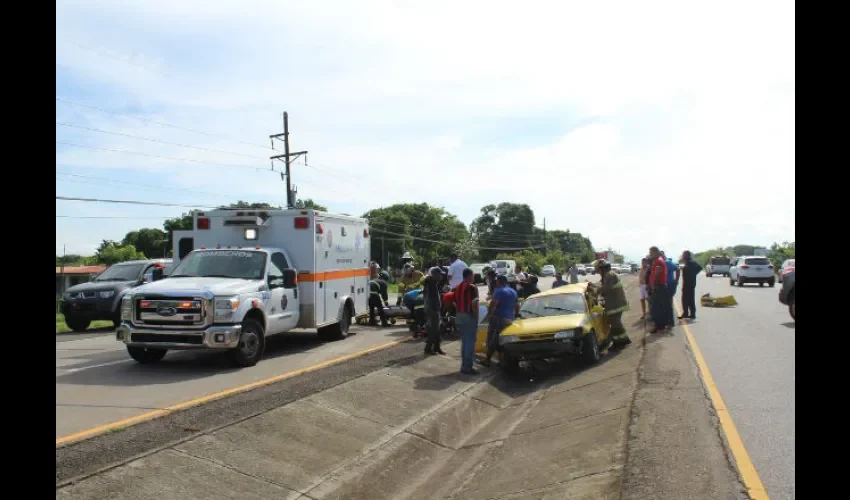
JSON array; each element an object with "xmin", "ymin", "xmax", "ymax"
[{"xmin": 56, "ymin": 0, "xmax": 795, "ymax": 262}]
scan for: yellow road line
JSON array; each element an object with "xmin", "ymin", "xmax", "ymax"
[
  {"xmin": 675, "ymin": 304, "xmax": 770, "ymax": 500},
  {"xmin": 56, "ymin": 336, "xmax": 411, "ymax": 448}
]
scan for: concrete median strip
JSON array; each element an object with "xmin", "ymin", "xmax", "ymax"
[{"xmin": 57, "ymin": 277, "xmax": 748, "ymax": 499}]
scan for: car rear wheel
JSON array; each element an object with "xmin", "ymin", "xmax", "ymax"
[
  {"xmin": 706, "ymin": 272, "xmax": 713, "ymax": 278},
  {"xmin": 319, "ymin": 306, "xmax": 352, "ymax": 341},
  {"xmin": 768, "ymin": 279, "xmax": 775, "ymax": 288},
  {"xmin": 737, "ymin": 277, "xmax": 745, "ymax": 287},
  {"xmin": 582, "ymin": 331, "xmax": 601, "ymax": 365},
  {"xmin": 759, "ymin": 282, "xmax": 764, "ymax": 287}
]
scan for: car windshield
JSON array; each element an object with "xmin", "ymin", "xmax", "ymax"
[
  {"xmin": 495, "ymin": 261, "xmax": 508, "ymax": 268},
  {"xmin": 519, "ymin": 292, "xmax": 586, "ymax": 318},
  {"xmin": 94, "ymin": 263, "xmax": 144, "ymax": 282},
  {"xmin": 169, "ymin": 250, "xmax": 267, "ymax": 279},
  {"xmin": 744, "ymin": 258, "xmax": 770, "ymax": 265},
  {"xmin": 710, "ymin": 257, "xmax": 730, "ymax": 265}
]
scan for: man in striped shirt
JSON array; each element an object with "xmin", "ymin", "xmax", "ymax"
[{"xmin": 454, "ymin": 268, "xmax": 480, "ymax": 375}]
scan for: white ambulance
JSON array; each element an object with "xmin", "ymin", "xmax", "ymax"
[{"xmin": 116, "ymin": 208, "xmax": 371, "ymax": 367}]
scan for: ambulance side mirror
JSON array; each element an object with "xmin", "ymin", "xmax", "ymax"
[{"xmin": 282, "ymin": 269, "xmax": 298, "ymax": 289}]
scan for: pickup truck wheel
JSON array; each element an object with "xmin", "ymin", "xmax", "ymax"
[
  {"xmin": 768, "ymin": 279, "xmax": 775, "ymax": 288},
  {"xmin": 582, "ymin": 331, "xmax": 601, "ymax": 365},
  {"xmin": 65, "ymin": 315, "xmax": 91, "ymax": 333},
  {"xmin": 228, "ymin": 318, "xmax": 265, "ymax": 367},
  {"xmin": 127, "ymin": 346, "xmax": 167, "ymax": 364}
]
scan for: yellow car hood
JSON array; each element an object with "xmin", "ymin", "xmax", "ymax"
[{"xmin": 502, "ymin": 314, "xmax": 587, "ymax": 337}]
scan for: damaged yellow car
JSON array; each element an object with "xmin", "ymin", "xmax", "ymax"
[{"xmin": 479, "ymin": 282, "xmax": 612, "ymax": 370}]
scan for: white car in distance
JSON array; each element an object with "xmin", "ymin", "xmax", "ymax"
[{"xmin": 729, "ymin": 256, "xmax": 776, "ymax": 287}]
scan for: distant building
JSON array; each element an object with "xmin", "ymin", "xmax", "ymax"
[{"xmin": 56, "ymin": 265, "xmax": 106, "ymax": 296}]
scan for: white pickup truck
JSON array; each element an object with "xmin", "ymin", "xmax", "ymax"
[
  {"xmin": 116, "ymin": 208, "xmax": 371, "ymax": 367},
  {"xmin": 705, "ymin": 256, "xmax": 732, "ymax": 277}
]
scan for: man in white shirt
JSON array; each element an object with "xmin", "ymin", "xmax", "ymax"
[{"xmin": 447, "ymin": 253, "xmax": 468, "ymax": 289}]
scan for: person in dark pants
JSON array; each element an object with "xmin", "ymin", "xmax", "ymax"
[
  {"xmin": 454, "ymin": 268, "xmax": 480, "ymax": 375},
  {"xmin": 422, "ymin": 267, "xmax": 445, "ymax": 355},
  {"xmin": 678, "ymin": 250, "xmax": 703, "ymax": 320},
  {"xmin": 368, "ymin": 267, "xmax": 390, "ymax": 327},
  {"xmin": 648, "ymin": 246, "xmax": 669, "ymax": 334},
  {"xmin": 480, "ymin": 275, "xmax": 519, "ymax": 367},
  {"xmin": 662, "ymin": 252, "xmax": 680, "ymax": 329}
]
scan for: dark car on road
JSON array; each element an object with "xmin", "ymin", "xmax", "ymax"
[
  {"xmin": 778, "ymin": 270, "xmax": 795, "ymax": 320},
  {"xmin": 60, "ymin": 259, "xmax": 172, "ymax": 332}
]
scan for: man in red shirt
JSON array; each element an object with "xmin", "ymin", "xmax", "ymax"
[
  {"xmin": 453, "ymin": 268, "xmax": 480, "ymax": 375},
  {"xmin": 648, "ymin": 246, "xmax": 670, "ymax": 334}
]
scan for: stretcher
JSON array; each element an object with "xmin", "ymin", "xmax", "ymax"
[
  {"xmin": 700, "ymin": 293, "xmax": 738, "ymax": 307},
  {"xmin": 355, "ymin": 305, "xmax": 413, "ymax": 325}
]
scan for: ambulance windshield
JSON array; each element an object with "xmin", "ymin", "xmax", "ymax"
[{"xmin": 170, "ymin": 250, "xmax": 267, "ymax": 280}]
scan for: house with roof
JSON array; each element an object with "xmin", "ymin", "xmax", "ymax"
[{"xmin": 56, "ymin": 265, "xmax": 106, "ymax": 296}]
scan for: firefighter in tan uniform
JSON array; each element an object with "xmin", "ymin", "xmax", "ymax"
[
  {"xmin": 589, "ymin": 259, "xmax": 632, "ymax": 348},
  {"xmin": 396, "ymin": 264, "xmax": 425, "ymax": 306}
]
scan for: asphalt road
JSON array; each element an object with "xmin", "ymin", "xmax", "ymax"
[
  {"xmin": 56, "ymin": 274, "xmax": 596, "ymax": 440},
  {"xmin": 677, "ymin": 273, "xmax": 795, "ymax": 500}
]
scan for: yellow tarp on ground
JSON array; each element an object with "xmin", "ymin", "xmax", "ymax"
[{"xmin": 700, "ymin": 293, "xmax": 738, "ymax": 307}]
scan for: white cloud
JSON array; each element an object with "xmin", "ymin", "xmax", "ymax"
[{"xmin": 55, "ymin": 0, "xmax": 794, "ymax": 258}]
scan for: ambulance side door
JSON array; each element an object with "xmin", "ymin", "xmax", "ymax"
[{"xmin": 267, "ymin": 251, "xmax": 300, "ymax": 333}]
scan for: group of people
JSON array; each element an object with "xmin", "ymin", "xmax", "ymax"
[
  {"xmin": 369, "ymin": 253, "xmax": 643, "ymax": 376},
  {"xmin": 639, "ymin": 247, "xmax": 703, "ymax": 334}
]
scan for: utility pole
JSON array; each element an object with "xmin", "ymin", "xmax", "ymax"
[
  {"xmin": 270, "ymin": 112, "xmax": 308, "ymax": 208},
  {"xmin": 543, "ymin": 217, "xmax": 547, "ymax": 254}
]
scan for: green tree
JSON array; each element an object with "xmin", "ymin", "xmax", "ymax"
[
  {"xmin": 296, "ymin": 198, "xmax": 328, "ymax": 211},
  {"xmin": 767, "ymin": 241, "xmax": 795, "ymax": 270},
  {"xmin": 56, "ymin": 254, "xmax": 84, "ymax": 266},
  {"xmin": 95, "ymin": 241, "xmax": 146, "ymax": 266},
  {"xmin": 471, "ymin": 203, "xmax": 539, "ymax": 260},
  {"xmin": 122, "ymin": 228, "xmax": 168, "ymax": 258},
  {"xmin": 363, "ymin": 203, "xmax": 469, "ymax": 267}
]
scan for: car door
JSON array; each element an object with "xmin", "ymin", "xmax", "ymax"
[
  {"xmin": 729, "ymin": 258, "xmax": 739, "ymax": 281},
  {"xmin": 266, "ymin": 252, "xmax": 300, "ymax": 334}
]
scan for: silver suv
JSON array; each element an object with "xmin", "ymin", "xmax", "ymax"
[{"xmin": 729, "ymin": 256, "xmax": 775, "ymax": 287}]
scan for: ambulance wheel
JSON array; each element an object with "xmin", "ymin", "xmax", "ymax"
[
  {"xmin": 127, "ymin": 346, "xmax": 167, "ymax": 364},
  {"xmin": 319, "ymin": 306, "xmax": 351, "ymax": 341},
  {"xmin": 228, "ymin": 318, "xmax": 265, "ymax": 367}
]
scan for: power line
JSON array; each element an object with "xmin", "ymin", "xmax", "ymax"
[
  {"xmin": 56, "ymin": 171, "xmax": 235, "ymax": 199},
  {"xmin": 57, "ymin": 195, "xmax": 219, "ymax": 209},
  {"xmin": 55, "ymin": 141, "xmax": 272, "ymax": 172},
  {"xmin": 59, "ymin": 38, "xmax": 169, "ymax": 77},
  {"xmin": 56, "ymin": 122, "xmax": 268, "ymax": 160},
  {"xmin": 56, "ymin": 97, "xmax": 274, "ymax": 151}
]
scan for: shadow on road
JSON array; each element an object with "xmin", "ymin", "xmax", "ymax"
[
  {"xmin": 781, "ymin": 322, "xmax": 795, "ymax": 329},
  {"xmin": 58, "ymin": 332, "xmax": 328, "ymax": 387}
]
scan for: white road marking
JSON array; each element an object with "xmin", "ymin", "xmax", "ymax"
[{"xmin": 58, "ymin": 359, "xmax": 133, "ymax": 374}]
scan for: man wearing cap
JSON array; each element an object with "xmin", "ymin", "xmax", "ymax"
[
  {"xmin": 590, "ymin": 259, "xmax": 632, "ymax": 348},
  {"xmin": 552, "ymin": 271, "xmax": 568, "ymax": 289}
]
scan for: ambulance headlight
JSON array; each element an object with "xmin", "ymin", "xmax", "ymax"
[{"xmin": 214, "ymin": 297, "xmax": 239, "ymax": 322}]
